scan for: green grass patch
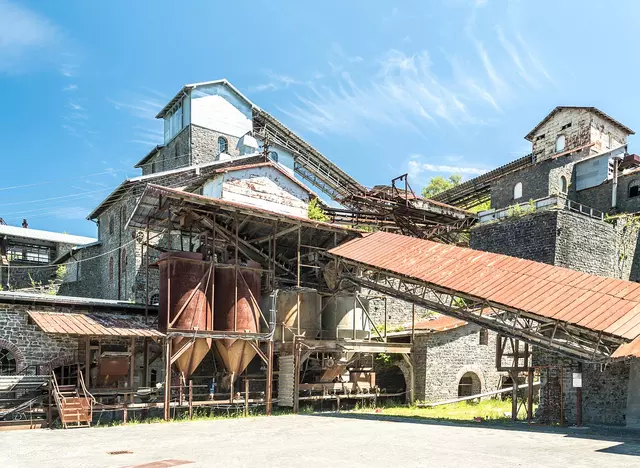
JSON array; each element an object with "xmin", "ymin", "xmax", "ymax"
[{"xmin": 350, "ymin": 398, "xmax": 533, "ymax": 422}]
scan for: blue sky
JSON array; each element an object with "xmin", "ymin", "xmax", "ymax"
[{"xmin": 2, "ymin": 0, "xmax": 640, "ymax": 237}]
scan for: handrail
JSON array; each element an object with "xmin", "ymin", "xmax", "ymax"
[{"xmin": 78, "ymin": 369, "xmax": 96, "ymax": 405}]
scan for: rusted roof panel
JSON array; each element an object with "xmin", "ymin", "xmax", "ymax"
[
  {"xmin": 413, "ymin": 315, "xmax": 468, "ymax": 332},
  {"xmin": 612, "ymin": 335, "xmax": 640, "ymax": 359},
  {"xmin": 329, "ymin": 231, "xmax": 640, "ymax": 341},
  {"xmin": 28, "ymin": 311, "xmax": 164, "ymax": 338}
]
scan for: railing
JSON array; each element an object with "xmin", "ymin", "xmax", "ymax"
[{"xmin": 478, "ymin": 195, "xmax": 604, "ymax": 224}]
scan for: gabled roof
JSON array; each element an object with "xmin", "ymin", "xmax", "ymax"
[
  {"xmin": 0, "ymin": 225, "xmax": 96, "ymax": 246},
  {"xmin": 156, "ymin": 78, "xmax": 260, "ymax": 119},
  {"xmin": 525, "ymin": 106, "xmax": 635, "ymax": 141},
  {"xmin": 207, "ymin": 161, "xmax": 319, "ymax": 198},
  {"xmin": 87, "ymin": 154, "xmax": 265, "ymax": 220},
  {"xmin": 134, "ymin": 145, "xmax": 164, "ymax": 169}
]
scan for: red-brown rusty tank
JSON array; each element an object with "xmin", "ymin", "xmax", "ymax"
[
  {"xmin": 158, "ymin": 251, "xmax": 213, "ymax": 378},
  {"xmin": 213, "ymin": 261, "xmax": 261, "ymax": 376}
]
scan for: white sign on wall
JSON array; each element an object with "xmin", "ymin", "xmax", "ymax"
[{"xmin": 573, "ymin": 372, "xmax": 582, "ymax": 388}]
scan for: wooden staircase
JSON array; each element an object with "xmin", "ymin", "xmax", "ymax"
[{"xmin": 51, "ymin": 371, "xmax": 93, "ymax": 429}]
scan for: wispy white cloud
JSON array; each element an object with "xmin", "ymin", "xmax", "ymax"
[
  {"xmin": 109, "ymin": 91, "xmax": 164, "ymax": 120},
  {"xmin": 130, "ymin": 125, "xmax": 164, "ymax": 147},
  {"xmin": 249, "ymin": 70, "xmax": 304, "ymax": 93},
  {"xmin": 67, "ymin": 101, "xmax": 84, "ymax": 111},
  {"xmin": 63, "ymin": 84, "xmax": 78, "ymax": 92},
  {"xmin": 0, "ymin": 1, "xmax": 61, "ymax": 73},
  {"xmin": 280, "ymin": 49, "xmax": 490, "ymax": 137},
  {"xmin": 408, "ymin": 160, "xmax": 487, "ymax": 176},
  {"xmin": 496, "ymin": 26, "xmax": 536, "ymax": 87},
  {"xmin": 516, "ymin": 34, "xmax": 554, "ymax": 86}
]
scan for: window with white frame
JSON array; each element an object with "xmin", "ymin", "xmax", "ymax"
[
  {"xmin": 164, "ymin": 100, "xmax": 184, "ymax": 143},
  {"xmin": 556, "ymin": 134, "xmax": 566, "ymax": 152},
  {"xmin": 513, "ymin": 182, "xmax": 523, "ymax": 200}
]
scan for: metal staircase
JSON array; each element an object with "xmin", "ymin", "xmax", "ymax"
[{"xmin": 51, "ymin": 370, "xmax": 94, "ymax": 429}]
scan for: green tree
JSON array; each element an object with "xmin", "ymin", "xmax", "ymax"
[
  {"xmin": 308, "ymin": 198, "xmax": 329, "ymax": 221},
  {"xmin": 421, "ymin": 174, "xmax": 462, "ymax": 198}
]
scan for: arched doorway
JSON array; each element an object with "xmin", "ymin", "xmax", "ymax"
[
  {"xmin": 458, "ymin": 371, "xmax": 482, "ymax": 398},
  {"xmin": 0, "ymin": 347, "xmax": 17, "ymax": 375},
  {"xmin": 376, "ymin": 365, "xmax": 407, "ymax": 395}
]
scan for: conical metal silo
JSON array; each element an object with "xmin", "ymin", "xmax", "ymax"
[
  {"xmin": 213, "ymin": 261, "xmax": 261, "ymax": 376},
  {"xmin": 158, "ymin": 251, "xmax": 213, "ymax": 378}
]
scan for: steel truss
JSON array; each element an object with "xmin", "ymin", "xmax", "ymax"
[{"xmin": 337, "ymin": 261, "xmax": 623, "ymax": 362}]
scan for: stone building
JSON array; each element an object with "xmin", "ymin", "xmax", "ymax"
[
  {"xmin": 57, "ymin": 80, "xmax": 314, "ymax": 303},
  {"xmin": 385, "ymin": 315, "xmax": 507, "ymax": 403},
  {"xmin": 435, "ymin": 106, "xmax": 640, "ymax": 427},
  {"xmin": 0, "ymin": 223, "xmax": 96, "ymax": 291}
]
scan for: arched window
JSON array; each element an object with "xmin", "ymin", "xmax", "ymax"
[
  {"xmin": 561, "ymin": 175, "xmax": 568, "ymax": 194},
  {"xmin": 556, "ymin": 134, "xmax": 566, "ymax": 152},
  {"xmin": 513, "ymin": 182, "xmax": 523, "ymax": 200},
  {"xmin": 630, "ymin": 180, "xmax": 639, "ymax": 198},
  {"xmin": 0, "ymin": 347, "xmax": 17, "ymax": 375},
  {"xmin": 108, "ymin": 256, "xmax": 114, "ymax": 283},
  {"xmin": 121, "ymin": 247, "xmax": 127, "ymax": 272},
  {"xmin": 150, "ymin": 293, "xmax": 160, "ymax": 305},
  {"xmin": 269, "ymin": 151, "xmax": 279, "ymax": 163},
  {"xmin": 218, "ymin": 136, "xmax": 228, "ymax": 154}
]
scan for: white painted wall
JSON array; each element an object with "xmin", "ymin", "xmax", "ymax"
[
  {"xmin": 202, "ymin": 174, "xmax": 224, "ymax": 199},
  {"xmin": 190, "ymin": 83, "xmax": 252, "ymax": 138},
  {"xmin": 256, "ymin": 139, "xmax": 295, "ymax": 175},
  {"xmin": 213, "ymin": 166, "xmax": 310, "ymax": 218}
]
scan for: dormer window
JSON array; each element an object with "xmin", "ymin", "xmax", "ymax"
[
  {"xmin": 556, "ymin": 134, "xmax": 566, "ymax": 152},
  {"xmin": 164, "ymin": 99, "xmax": 184, "ymax": 143},
  {"xmin": 218, "ymin": 136, "xmax": 228, "ymax": 154},
  {"xmin": 514, "ymin": 182, "xmax": 523, "ymax": 200}
]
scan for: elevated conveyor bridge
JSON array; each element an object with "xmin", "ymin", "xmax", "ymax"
[{"xmin": 328, "ymin": 231, "xmax": 640, "ymax": 362}]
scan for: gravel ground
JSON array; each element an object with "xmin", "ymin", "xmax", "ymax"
[{"xmin": 2, "ymin": 413, "xmax": 640, "ymax": 468}]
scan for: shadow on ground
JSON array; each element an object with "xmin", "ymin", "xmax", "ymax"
[{"xmin": 308, "ymin": 412, "xmax": 640, "ymax": 457}]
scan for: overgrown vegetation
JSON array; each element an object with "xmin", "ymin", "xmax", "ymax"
[
  {"xmin": 308, "ymin": 198, "xmax": 329, "ymax": 222},
  {"xmin": 506, "ymin": 199, "xmax": 536, "ymax": 218},
  {"xmin": 606, "ymin": 213, "xmax": 640, "ymax": 277}
]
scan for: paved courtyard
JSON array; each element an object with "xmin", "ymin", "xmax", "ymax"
[{"xmin": 2, "ymin": 414, "xmax": 640, "ymax": 467}]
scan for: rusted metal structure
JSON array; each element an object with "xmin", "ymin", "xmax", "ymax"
[
  {"xmin": 126, "ymin": 184, "xmax": 419, "ymax": 415},
  {"xmin": 323, "ymin": 174, "xmax": 477, "ymax": 243},
  {"xmin": 157, "ymin": 252, "xmax": 213, "ymax": 378},
  {"xmin": 328, "ymin": 231, "xmax": 640, "ymax": 361}
]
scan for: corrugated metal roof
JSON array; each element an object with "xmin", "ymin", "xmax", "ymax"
[
  {"xmin": 413, "ymin": 315, "xmax": 468, "ymax": 332},
  {"xmin": 612, "ymin": 335, "xmax": 640, "ymax": 359},
  {"xmin": 328, "ymin": 231, "xmax": 640, "ymax": 342},
  {"xmin": 28, "ymin": 311, "xmax": 163, "ymax": 338},
  {"xmin": 0, "ymin": 225, "xmax": 96, "ymax": 246},
  {"xmin": 0, "ymin": 291, "xmax": 151, "ymax": 311}
]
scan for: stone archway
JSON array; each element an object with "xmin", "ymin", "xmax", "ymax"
[
  {"xmin": 0, "ymin": 338, "xmax": 25, "ymax": 374},
  {"xmin": 455, "ymin": 365, "xmax": 486, "ymax": 398}
]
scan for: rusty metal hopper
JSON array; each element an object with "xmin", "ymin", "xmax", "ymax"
[
  {"xmin": 214, "ymin": 261, "xmax": 261, "ymax": 375},
  {"xmin": 158, "ymin": 251, "xmax": 213, "ymax": 378}
]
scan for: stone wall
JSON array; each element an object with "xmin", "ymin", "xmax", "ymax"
[
  {"xmin": 470, "ymin": 210, "xmax": 558, "ymax": 264},
  {"xmin": 361, "ymin": 283, "xmax": 434, "ymax": 329},
  {"xmin": 143, "ymin": 127, "xmax": 191, "ymax": 175},
  {"xmin": 489, "ymin": 150, "xmax": 589, "ymax": 211},
  {"xmin": 470, "ymin": 209, "xmax": 628, "ymax": 279},
  {"xmin": 0, "ymin": 305, "xmax": 79, "ymax": 372},
  {"xmin": 191, "ymin": 124, "xmax": 241, "ymax": 166},
  {"xmin": 533, "ymin": 347, "xmax": 631, "ymax": 426},
  {"xmin": 412, "ymin": 324, "xmax": 504, "ymax": 402}
]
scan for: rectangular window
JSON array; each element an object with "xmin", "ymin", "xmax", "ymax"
[
  {"xmin": 164, "ymin": 99, "xmax": 185, "ymax": 144},
  {"xmin": 479, "ymin": 328, "xmax": 489, "ymax": 345}
]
